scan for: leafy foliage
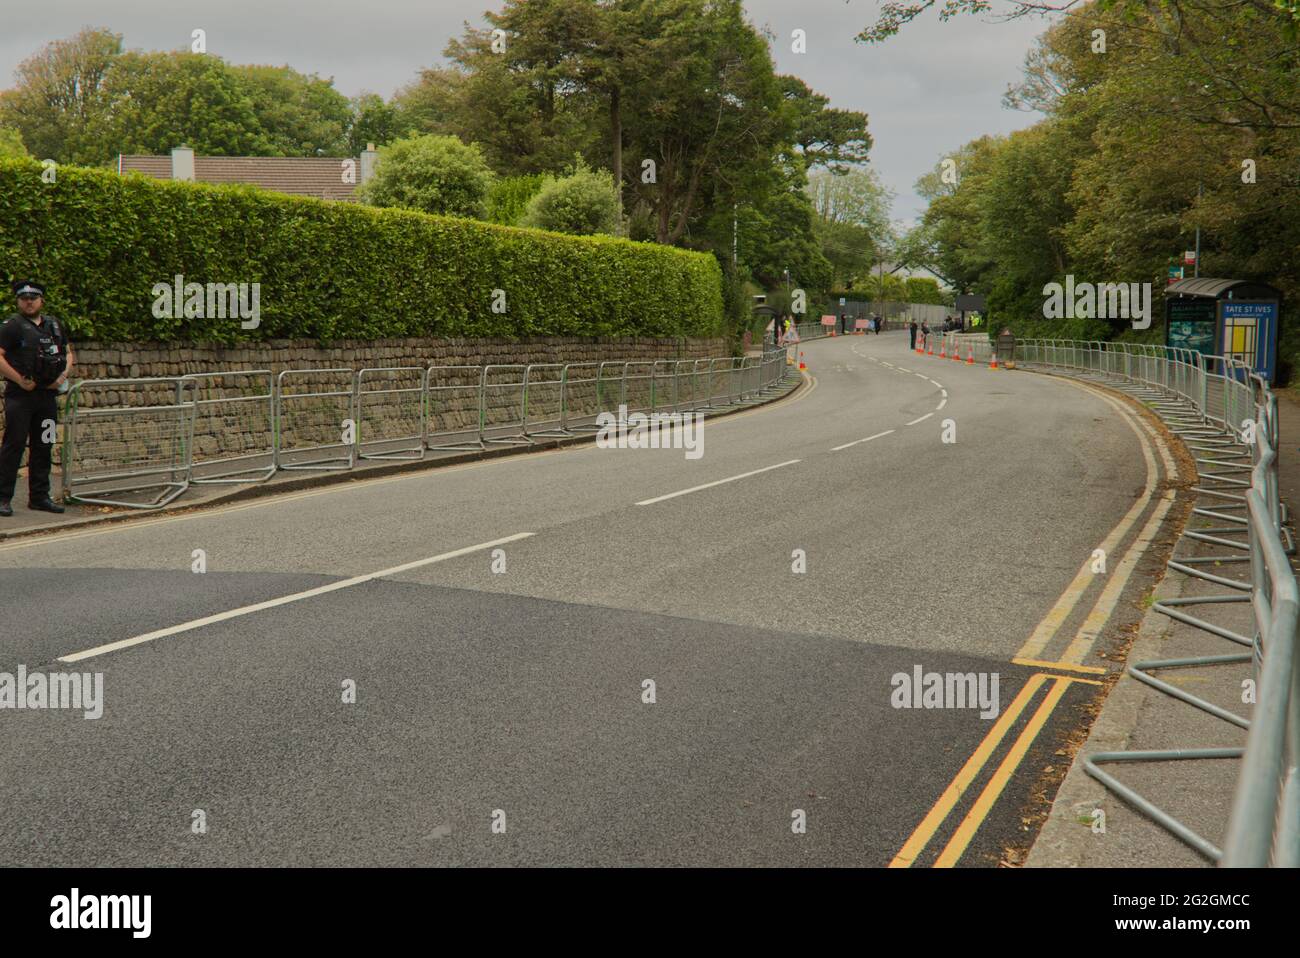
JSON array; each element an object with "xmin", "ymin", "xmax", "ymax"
[
  {"xmin": 907, "ymin": 1, "xmax": 1300, "ymax": 371},
  {"xmin": 0, "ymin": 158, "xmax": 724, "ymax": 344},
  {"xmin": 486, "ymin": 174, "xmax": 549, "ymax": 226},
  {"xmin": 521, "ymin": 163, "xmax": 619, "ymax": 235},
  {"xmin": 0, "ymin": 128, "xmax": 28, "ymax": 158},
  {"xmin": 358, "ymin": 134, "xmax": 496, "ymax": 219}
]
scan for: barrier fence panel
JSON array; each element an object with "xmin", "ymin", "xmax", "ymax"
[
  {"xmin": 651, "ymin": 360, "xmax": 679, "ymax": 413},
  {"xmin": 686, "ymin": 359, "xmax": 710, "ymax": 411},
  {"xmin": 184, "ymin": 370, "xmax": 275, "ymax": 485},
  {"xmin": 623, "ymin": 361, "xmax": 656, "ymax": 417},
  {"xmin": 426, "ymin": 365, "xmax": 485, "ymax": 452},
  {"xmin": 560, "ymin": 363, "xmax": 605, "ymax": 434},
  {"xmin": 706, "ymin": 358, "xmax": 733, "ymax": 408},
  {"xmin": 356, "ymin": 366, "xmax": 425, "ymax": 461},
  {"xmin": 522, "ymin": 363, "xmax": 569, "ymax": 439},
  {"xmin": 275, "ymin": 368, "xmax": 356, "ymax": 472},
  {"xmin": 481, "ymin": 364, "xmax": 531, "ymax": 447},
  {"xmin": 679, "ymin": 359, "xmax": 700, "ymax": 409},
  {"xmin": 63, "ymin": 377, "xmax": 195, "ymax": 508}
]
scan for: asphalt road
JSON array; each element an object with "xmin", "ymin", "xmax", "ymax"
[{"xmin": 0, "ymin": 331, "xmax": 1175, "ymax": 866}]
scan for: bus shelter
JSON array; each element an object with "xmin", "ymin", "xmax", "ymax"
[{"xmin": 1164, "ymin": 278, "xmax": 1281, "ymax": 382}]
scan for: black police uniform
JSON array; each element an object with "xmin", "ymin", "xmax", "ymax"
[{"xmin": 0, "ymin": 310, "xmax": 68, "ymax": 506}]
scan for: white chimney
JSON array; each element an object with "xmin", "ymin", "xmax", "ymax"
[
  {"xmin": 360, "ymin": 143, "xmax": 378, "ymax": 185},
  {"xmin": 171, "ymin": 145, "xmax": 195, "ymax": 181}
]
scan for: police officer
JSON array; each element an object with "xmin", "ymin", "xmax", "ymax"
[{"xmin": 0, "ymin": 280, "xmax": 73, "ymax": 516}]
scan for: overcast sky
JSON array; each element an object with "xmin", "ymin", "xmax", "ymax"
[{"xmin": 3, "ymin": 1, "xmax": 1055, "ymax": 222}]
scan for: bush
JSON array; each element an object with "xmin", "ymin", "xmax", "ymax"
[
  {"xmin": 486, "ymin": 174, "xmax": 547, "ymax": 226},
  {"xmin": 521, "ymin": 165, "xmax": 619, "ymax": 236},
  {"xmin": 358, "ymin": 133, "xmax": 495, "ymax": 219},
  {"xmin": 0, "ymin": 158, "xmax": 724, "ymax": 344},
  {"xmin": 0, "ymin": 127, "xmax": 27, "ymax": 159}
]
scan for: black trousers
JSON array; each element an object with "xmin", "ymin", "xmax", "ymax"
[{"xmin": 0, "ymin": 388, "xmax": 58, "ymax": 501}]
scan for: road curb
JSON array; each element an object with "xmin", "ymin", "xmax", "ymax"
[{"xmin": 1023, "ymin": 564, "xmax": 1188, "ymax": 867}]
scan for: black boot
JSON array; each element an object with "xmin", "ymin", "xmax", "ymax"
[
  {"xmin": 28, "ymin": 497, "xmax": 65, "ymax": 514},
  {"xmin": 0, "ymin": 500, "xmax": 11, "ymax": 517}
]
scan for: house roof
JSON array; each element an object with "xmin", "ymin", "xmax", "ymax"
[{"xmin": 118, "ymin": 154, "xmax": 360, "ymax": 202}]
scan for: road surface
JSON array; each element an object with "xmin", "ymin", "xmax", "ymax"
[{"xmin": 0, "ymin": 331, "xmax": 1178, "ymax": 866}]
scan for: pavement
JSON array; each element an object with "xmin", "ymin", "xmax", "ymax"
[{"xmin": 0, "ymin": 331, "xmax": 1188, "ymax": 867}]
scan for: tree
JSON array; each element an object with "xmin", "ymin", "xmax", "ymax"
[
  {"xmin": 0, "ymin": 27, "xmax": 123, "ymax": 163},
  {"xmin": 0, "ymin": 128, "xmax": 29, "ymax": 158},
  {"xmin": 358, "ymin": 133, "xmax": 496, "ymax": 218},
  {"xmin": 903, "ymin": 1, "xmax": 1300, "ymax": 351},
  {"xmin": 622, "ymin": 0, "xmax": 789, "ymax": 244},
  {"xmin": 347, "ymin": 93, "xmax": 415, "ymax": 156},
  {"xmin": 905, "ymin": 276, "xmax": 944, "ymax": 304},
  {"xmin": 1, "ymin": 30, "xmax": 397, "ymax": 164},
  {"xmin": 233, "ymin": 65, "xmax": 352, "ymax": 156},
  {"xmin": 781, "ymin": 76, "xmax": 871, "ymax": 173},
  {"xmin": 522, "ymin": 163, "xmax": 619, "ymax": 234},
  {"xmin": 806, "ymin": 168, "xmax": 893, "ymax": 286},
  {"xmin": 486, "ymin": 174, "xmax": 548, "ymax": 226},
  {"xmin": 439, "ymin": 3, "xmax": 602, "ymax": 176},
  {"xmin": 88, "ymin": 51, "xmax": 275, "ymax": 160}
]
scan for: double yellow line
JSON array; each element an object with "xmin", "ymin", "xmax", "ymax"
[
  {"xmin": 888, "ymin": 670, "xmax": 1100, "ymax": 868},
  {"xmin": 892, "ymin": 376, "xmax": 1177, "ymax": 868}
]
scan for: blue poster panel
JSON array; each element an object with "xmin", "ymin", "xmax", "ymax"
[{"xmin": 1220, "ymin": 300, "xmax": 1278, "ymax": 381}]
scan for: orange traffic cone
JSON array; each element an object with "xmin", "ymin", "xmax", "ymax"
[
  {"xmin": 952, "ymin": 344, "xmax": 962, "ymax": 362},
  {"xmin": 938, "ymin": 343, "xmax": 946, "ymax": 359},
  {"xmin": 798, "ymin": 351, "xmax": 806, "ymax": 370},
  {"xmin": 966, "ymin": 346, "xmax": 975, "ymax": 365},
  {"xmin": 988, "ymin": 352, "xmax": 998, "ymax": 369},
  {"xmin": 926, "ymin": 339, "xmax": 934, "ymax": 356}
]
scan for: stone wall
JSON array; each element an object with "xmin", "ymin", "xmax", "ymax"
[
  {"xmin": 66, "ymin": 334, "xmax": 731, "ymax": 382},
  {"xmin": 4, "ymin": 335, "xmax": 735, "ymax": 486}
]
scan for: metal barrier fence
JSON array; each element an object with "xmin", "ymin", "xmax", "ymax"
[
  {"xmin": 63, "ymin": 377, "xmax": 195, "ymax": 507},
  {"xmin": 184, "ymin": 370, "xmax": 276, "ymax": 484},
  {"xmin": 59, "ymin": 350, "xmax": 795, "ymax": 509},
  {"xmin": 1000, "ymin": 338, "xmax": 1297, "ymax": 867}
]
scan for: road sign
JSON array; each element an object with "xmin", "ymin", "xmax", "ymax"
[
  {"xmin": 1183, "ymin": 250, "xmax": 1197, "ymax": 265},
  {"xmin": 839, "ymin": 297, "xmax": 845, "ymax": 306}
]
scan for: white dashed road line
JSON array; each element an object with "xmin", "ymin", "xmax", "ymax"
[
  {"xmin": 831, "ymin": 430, "xmax": 895, "ymax": 452},
  {"xmin": 636, "ymin": 459, "xmax": 802, "ymax": 506}
]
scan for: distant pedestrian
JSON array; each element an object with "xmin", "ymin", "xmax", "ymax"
[{"xmin": 908, "ymin": 320, "xmax": 918, "ymax": 350}]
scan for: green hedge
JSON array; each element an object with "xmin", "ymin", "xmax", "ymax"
[{"xmin": 0, "ymin": 159, "xmax": 723, "ymax": 343}]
